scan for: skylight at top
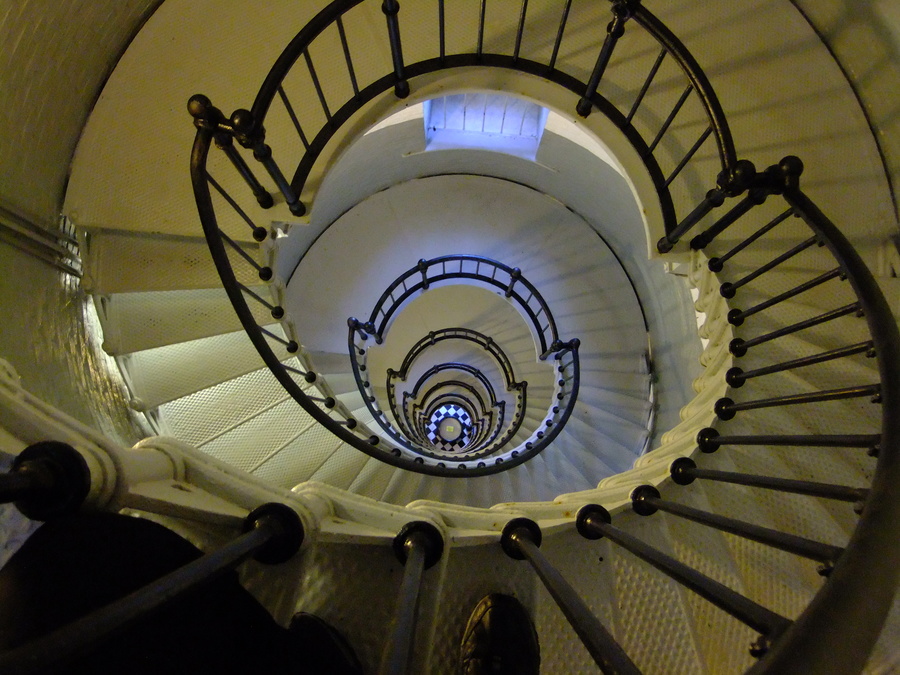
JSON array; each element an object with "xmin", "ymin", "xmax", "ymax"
[{"xmin": 423, "ymin": 93, "xmax": 549, "ymax": 160}]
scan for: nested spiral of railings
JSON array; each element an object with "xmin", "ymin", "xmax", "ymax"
[
  {"xmin": 188, "ymin": 0, "xmax": 900, "ymax": 670},
  {"xmin": 348, "ymin": 255, "xmax": 577, "ymax": 466}
]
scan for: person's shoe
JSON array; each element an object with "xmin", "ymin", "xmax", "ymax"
[
  {"xmin": 459, "ymin": 593, "xmax": 540, "ymax": 674},
  {"xmin": 288, "ymin": 612, "xmax": 364, "ymax": 675}
]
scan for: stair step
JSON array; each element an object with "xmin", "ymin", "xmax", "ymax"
[
  {"xmin": 158, "ymin": 366, "xmax": 295, "ymax": 447},
  {"xmin": 81, "ymin": 229, "xmax": 262, "ymax": 294},
  {"xmin": 123, "ymin": 327, "xmax": 293, "ymax": 410},
  {"xmin": 96, "ymin": 287, "xmax": 272, "ymax": 355},
  {"xmin": 197, "ymin": 400, "xmax": 316, "ymax": 472}
]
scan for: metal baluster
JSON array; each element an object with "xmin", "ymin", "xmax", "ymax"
[
  {"xmin": 715, "ymin": 384, "xmax": 881, "ymax": 420},
  {"xmin": 664, "ymin": 126, "xmax": 712, "ymax": 188},
  {"xmin": 577, "ymin": 505, "xmax": 791, "ymax": 657},
  {"xmin": 211, "ymin": 132, "xmax": 275, "ymax": 210},
  {"xmin": 207, "ymin": 174, "xmax": 269, "ymax": 242},
  {"xmin": 630, "ymin": 486, "xmax": 843, "ymax": 570},
  {"xmin": 548, "ymin": 0, "xmax": 572, "ymax": 71},
  {"xmin": 501, "ymin": 518, "xmax": 641, "ymax": 674},
  {"xmin": 505, "ymin": 267, "xmax": 521, "ymax": 298},
  {"xmin": 438, "ymin": 0, "xmax": 445, "ymax": 63},
  {"xmin": 259, "ymin": 326, "xmax": 299, "ymax": 353},
  {"xmin": 727, "ymin": 268, "xmax": 843, "ymax": 326},
  {"xmin": 670, "ymin": 458, "xmax": 870, "ymax": 504},
  {"xmin": 238, "ymin": 283, "xmax": 284, "ymax": 319},
  {"xmin": 707, "ymin": 207, "xmax": 794, "ymax": 272},
  {"xmin": 726, "ymin": 341, "xmax": 875, "ymax": 387},
  {"xmin": 378, "ymin": 521, "xmax": 443, "ymax": 675},
  {"xmin": 657, "ymin": 159, "xmax": 756, "ymax": 253},
  {"xmin": 690, "ymin": 184, "xmax": 772, "ymax": 250},
  {"xmin": 513, "ymin": 0, "xmax": 529, "ymax": 63},
  {"xmin": 694, "ymin": 427, "xmax": 881, "ymax": 453},
  {"xmin": 576, "ymin": 1, "xmax": 634, "ymax": 117},
  {"xmin": 336, "ymin": 17, "xmax": 360, "ymax": 97},
  {"xmin": 382, "ymin": 0, "xmax": 410, "ymax": 98},
  {"xmin": 304, "ymin": 50, "xmax": 332, "ymax": 121},
  {"xmin": 720, "ymin": 235, "xmax": 822, "ymax": 298},
  {"xmin": 229, "ymin": 109, "xmax": 306, "ymax": 216},
  {"xmin": 626, "ymin": 48, "xmax": 666, "ymax": 124},
  {"xmin": 477, "ymin": 0, "xmax": 486, "ymax": 59},
  {"xmin": 218, "ymin": 230, "xmax": 273, "ymax": 281},
  {"xmin": 645, "ymin": 84, "xmax": 693, "ymax": 155},
  {"xmin": 277, "ymin": 86, "xmax": 310, "ymax": 150},
  {"xmin": 729, "ymin": 302, "xmax": 861, "ymax": 357}
]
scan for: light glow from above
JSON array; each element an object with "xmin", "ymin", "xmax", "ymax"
[{"xmin": 363, "ymin": 92, "xmax": 622, "ymax": 174}]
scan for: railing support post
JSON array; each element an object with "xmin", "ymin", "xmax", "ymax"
[
  {"xmin": 382, "ymin": 0, "xmax": 410, "ymax": 98},
  {"xmin": 379, "ymin": 521, "xmax": 444, "ymax": 675},
  {"xmin": 501, "ymin": 518, "xmax": 640, "ymax": 674},
  {"xmin": 576, "ymin": 1, "xmax": 635, "ymax": 118},
  {"xmin": 229, "ymin": 109, "xmax": 305, "ymax": 216}
]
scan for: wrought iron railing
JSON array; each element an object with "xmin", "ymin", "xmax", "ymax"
[{"xmin": 183, "ymin": 0, "xmax": 900, "ymax": 672}]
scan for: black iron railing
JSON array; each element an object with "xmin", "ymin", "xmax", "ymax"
[{"xmin": 186, "ymin": 0, "xmax": 900, "ymax": 671}]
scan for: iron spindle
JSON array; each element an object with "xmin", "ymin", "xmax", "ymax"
[
  {"xmin": 670, "ymin": 458, "xmax": 870, "ymax": 503},
  {"xmin": 303, "ymin": 50, "xmax": 332, "ymax": 121},
  {"xmin": 690, "ymin": 186, "xmax": 771, "ymax": 250},
  {"xmin": 207, "ymin": 174, "xmax": 268, "ymax": 241},
  {"xmin": 664, "ymin": 126, "xmax": 712, "ymax": 188},
  {"xmin": 577, "ymin": 505, "xmax": 792, "ymax": 653},
  {"xmin": 438, "ymin": 0, "xmax": 445, "ymax": 63},
  {"xmin": 645, "ymin": 84, "xmax": 693, "ymax": 155},
  {"xmin": 477, "ymin": 0, "xmax": 486, "ymax": 58},
  {"xmin": 259, "ymin": 326, "xmax": 299, "ymax": 353},
  {"xmin": 657, "ymin": 187, "xmax": 725, "ymax": 253},
  {"xmin": 505, "ymin": 268, "xmax": 521, "ymax": 298},
  {"xmin": 213, "ymin": 133, "xmax": 274, "ymax": 209},
  {"xmin": 715, "ymin": 384, "xmax": 881, "ymax": 420},
  {"xmin": 237, "ymin": 283, "xmax": 283, "ymax": 318},
  {"xmin": 720, "ymin": 235, "xmax": 821, "ymax": 298},
  {"xmin": 727, "ymin": 268, "xmax": 843, "ymax": 326},
  {"xmin": 626, "ymin": 48, "xmax": 666, "ymax": 124},
  {"xmin": 382, "ymin": 0, "xmax": 409, "ymax": 98},
  {"xmin": 694, "ymin": 427, "xmax": 880, "ymax": 453},
  {"xmin": 576, "ymin": 2, "xmax": 633, "ymax": 118},
  {"xmin": 501, "ymin": 518, "xmax": 641, "ymax": 674},
  {"xmin": 707, "ymin": 207, "xmax": 795, "ymax": 272},
  {"xmin": 335, "ymin": 17, "xmax": 360, "ymax": 96},
  {"xmin": 284, "ymin": 364, "xmax": 317, "ymax": 384},
  {"xmin": 277, "ymin": 86, "xmax": 311, "ymax": 150},
  {"xmin": 252, "ymin": 142, "xmax": 306, "ymax": 216},
  {"xmin": 631, "ymin": 486, "xmax": 843, "ymax": 567},
  {"xmin": 218, "ymin": 230, "xmax": 272, "ymax": 281},
  {"xmin": 726, "ymin": 341, "xmax": 875, "ymax": 386},
  {"xmin": 513, "ymin": 0, "xmax": 529, "ymax": 63},
  {"xmin": 547, "ymin": 0, "xmax": 572, "ymax": 71},
  {"xmin": 378, "ymin": 521, "xmax": 444, "ymax": 675},
  {"xmin": 0, "ymin": 504, "xmax": 303, "ymax": 675},
  {"xmin": 729, "ymin": 302, "xmax": 861, "ymax": 357}
]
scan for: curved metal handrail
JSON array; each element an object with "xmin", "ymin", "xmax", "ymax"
[
  {"xmin": 393, "ymin": 328, "xmax": 521, "ymax": 392},
  {"xmin": 379, "ymin": 328, "xmax": 527, "ymax": 454},
  {"xmin": 239, "ymin": 0, "xmax": 736, "ymax": 235},
  {"xmin": 361, "ymin": 255, "xmax": 559, "ymax": 358},
  {"xmin": 189, "ymin": 1, "xmax": 899, "ymax": 667},
  {"xmin": 659, "ymin": 156, "xmax": 900, "ymax": 674}
]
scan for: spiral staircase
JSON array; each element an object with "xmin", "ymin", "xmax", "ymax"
[{"xmin": 1, "ymin": 0, "xmax": 899, "ymax": 673}]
